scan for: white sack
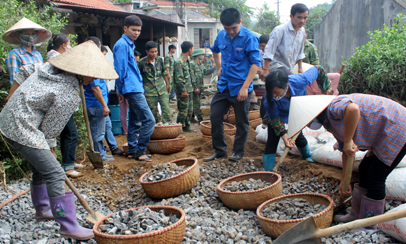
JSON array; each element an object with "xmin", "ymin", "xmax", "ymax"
[{"xmin": 378, "ymin": 203, "xmax": 406, "ymax": 242}]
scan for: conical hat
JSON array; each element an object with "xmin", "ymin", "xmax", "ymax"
[
  {"xmin": 2, "ymin": 17, "xmax": 52, "ymax": 45},
  {"xmin": 49, "ymin": 41, "xmax": 119, "ymax": 80},
  {"xmin": 287, "ymin": 95, "xmax": 337, "ymax": 138},
  {"xmin": 292, "ymin": 62, "xmax": 313, "ymax": 74}
]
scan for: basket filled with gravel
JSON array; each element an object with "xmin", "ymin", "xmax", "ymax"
[
  {"xmin": 150, "ymin": 123, "xmax": 182, "ymax": 140},
  {"xmin": 93, "ymin": 205, "xmax": 186, "ymax": 244},
  {"xmin": 217, "ymin": 171, "xmax": 282, "ymax": 210},
  {"xmin": 228, "ymin": 110, "xmax": 260, "ymax": 124},
  {"xmin": 256, "ymin": 192, "xmax": 334, "ymax": 238},
  {"xmin": 147, "ymin": 136, "xmax": 185, "ymax": 154},
  {"xmin": 199, "ymin": 121, "xmax": 236, "ymax": 136},
  {"xmin": 139, "ymin": 158, "xmax": 200, "ymax": 199}
]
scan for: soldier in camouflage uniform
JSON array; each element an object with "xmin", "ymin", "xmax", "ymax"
[
  {"xmin": 164, "ymin": 44, "xmax": 177, "ymax": 103},
  {"xmin": 202, "ymin": 53, "xmax": 214, "ymax": 70},
  {"xmin": 174, "ymin": 41, "xmax": 195, "ymax": 132},
  {"xmin": 138, "ymin": 41, "xmax": 172, "ymax": 123},
  {"xmin": 190, "ymin": 49, "xmax": 216, "ymax": 122}
]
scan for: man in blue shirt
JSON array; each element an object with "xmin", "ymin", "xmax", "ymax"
[
  {"xmin": 204, "ymin": 8, "xmax": 261, "ymax": 162},
  {"xmin": 113, "ymin": 15, "xmax": 155, "ymax": 162}
]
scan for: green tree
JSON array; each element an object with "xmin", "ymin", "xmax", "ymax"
[
  {"xmin": 253, "ymin": 3, "xmax": 280, "ymax": 35},
  {"xmin": 201, "ymin": 0, "xmax": 253, "ymax": 28},
  {"xmin": 305, "ymin": 1, "xmax": 335, "ymax": 39}
]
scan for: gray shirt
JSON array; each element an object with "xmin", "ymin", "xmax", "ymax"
[
  {"xmin": 263, "ymin": 21, "xmax": 306, "ymax": 71},
  {"xmin": 0, "ymin": 53, "xmax": 81, "ymax": 150}
]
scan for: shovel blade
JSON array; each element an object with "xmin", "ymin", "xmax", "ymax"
[
  {"xmin": 86, "ymin": 151, "xmax": 104, "ymax": 169},
  {"xmin": 85, "ymin": 211, "xmax": 105, "ymax": 224},
  {"xmin": 273, "ymin": 217, "xmax": 322, "ymax": 244}
]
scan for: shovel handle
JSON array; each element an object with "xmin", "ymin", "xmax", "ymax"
[
  {"xmin": 65, "ymin": 176, "xmax": 97, "ymax": 220},
  {"xmin": 342, "ymin": 156, "xmax": 355, "ymax": 193},
  {"xmin": 79, "ymin": 85, "xmax": 95, "ymax": 152},
  {"xmin": 338, "ymin": 64, "xmax": 345, "ymax": 74},
  {"xmin": 274, "ymin": 133, "xmax": 300, "ymax": 171}
]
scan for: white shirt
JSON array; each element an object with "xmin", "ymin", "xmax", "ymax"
[{"xmin": 263, "ymin": 21, "xmax": 306, "ymax": 71}]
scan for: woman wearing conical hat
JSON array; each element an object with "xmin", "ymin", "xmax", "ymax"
[
  {"xmin": 0, "ymin": 41, "xmax": 118, "ymax": 241},
  {"xmin": 3, "ymin": 17, "xmax": 52, "ymax": 85}
]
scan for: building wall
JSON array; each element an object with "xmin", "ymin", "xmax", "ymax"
[
  {"xmin": 187, "ymin": 22, "xmax": 221, "ymax": 49},
  {"xmin": 314, "ymin": 0, "xmax": 406, "ymax": 72}
]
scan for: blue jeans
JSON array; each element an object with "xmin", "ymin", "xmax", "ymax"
[
  {"xmin": 87, "ymin": 107, "xmax": 107, "ymax": 159},
  {"xmin": 60, "ymin": 115, "xmax": 78, "ymax": 171},
  {"xmin": 105, "ymin": 115, "xmax": 118, "ymax": 151},
  {"xmin": 124, "ymin": 92, "xmax": 155, "ymax": 155},
  {"xmin": 169, "ymin": 86, "xmax": 176, "ymax": 100}
]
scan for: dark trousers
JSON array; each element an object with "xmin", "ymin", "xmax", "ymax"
[
  {"xmin": 210, "ymin": 88, "xmax": 252, "ymax": 156},
  {"xmin": 60, "ymin": 115, "xmax": 78, "ymax": 171},
  {"xmin": 265, "ymin": 124, "xmax": 308, "ymax": 154},
  {"xmin": 358, "ymin": 143, "xmax": 406, "ymax": 200}
]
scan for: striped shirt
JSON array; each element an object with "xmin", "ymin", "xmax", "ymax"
[
  {"xmin": 5, "ymin": 44, "xmax": 43, "ymax": 84},
  {"xmin": 324, "ymin": 94, "xmax": 406, "ymax": 166}
]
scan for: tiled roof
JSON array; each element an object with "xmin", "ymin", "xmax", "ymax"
[
  {"xmin": 53, "ymin": 0, "xmax": 123, "ymax": 11},
  {"xmin": 150, "ymin": 1, "xmax": 208, "ymax": 7}
]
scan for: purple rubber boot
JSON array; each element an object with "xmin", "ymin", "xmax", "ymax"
[
  {"xmin": 31, "ymin": 183, "xmax": 54, "ymax": 221},
  {"xmin": 357, "ymin": 193, "xmax": 385, "ymax": 230},
  {"xmin": 49, "ymin": 192, "xmax": 94, "ymax": 240},
  {"xmin": 334, "ymin": 183, "xmax": 367, "ymax": 223}
]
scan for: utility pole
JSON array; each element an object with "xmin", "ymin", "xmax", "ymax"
[{"xmin": 276, "ymin": 0, "xmax": 281, "ymax": 20}]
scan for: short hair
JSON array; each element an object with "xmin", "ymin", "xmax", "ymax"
[
  {"xmin": 47, "ymin": 33, "xmax": 69, "ymax": 52},
  {"xmin": 259, "ymin": 34, "xmax": 269, "ymax": 44},
  {"xmin": 85, "ymin": 36, "xmax": 101, "ymax": 47},
  {"xmin": 101, "ymin": 45, "xmax": 108, "ymax": 53},
  {"xmin": 168, "ymin": 44, "xmax": 177, "ymax": 50},
  {"xmin": 291, "ymin": 3, "xmax": 309, "ymax": 16},
  {"xmin": 181, "ymin": 41, "xmax": 193, "ymax": 53},
  {"xmin": 145, "ymin": 41, "xmax": 157, "ymax": 51},
  {"xmin": 220, "ymin": 8, "xmax": 241, "ymax": 26},
  {"xmin": 134, "ymin": 50, "xmax": 141, "ymax": 57},
  {"xmin": 124, "ymin": 15, "xmax": 143, "ymax": 27}
]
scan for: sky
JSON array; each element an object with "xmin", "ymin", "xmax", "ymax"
[{"xmin": 245, "ymin": 0, "xmax": 334, "ymax": 23}]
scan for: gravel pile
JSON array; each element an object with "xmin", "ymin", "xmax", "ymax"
[
  {"xmin": 261, "ymin": 198, "xmax": 326, "ymax": 220},
  {"xmin": 0, "ymin": 158, "xmax": 403, "ymax": 244},
  {"xmin": 223, "ymin": 179, "xmax": 273, "ymax": 192},
  {"xmin": 144, "ymin": 163, "xmax": 187, "ymax": 182}
]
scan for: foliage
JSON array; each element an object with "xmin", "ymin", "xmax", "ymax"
[
  {"xmin": 340, "ymin": 14, "xmax": 406, "ymax": 106},
  {"xmin": 252, "ymin": 3, "xmax": 280, "ymax": 35},
  {"xmin": 114, "ymin": 0, "xmax": 131, "ymax": 3},
  {"xmin": 200, "ymin": 0, "xmax": 253, "ymax": 28},
  {"xmin": 305, "ymin": 1, "xmax": 335, "ymax": 39}
]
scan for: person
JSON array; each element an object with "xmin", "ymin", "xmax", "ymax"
[
  {"xmin": 262, "ymin": 66, "xmax": 332, "ymax": 170},
  {"xmin": 258, "ymin": 34, "xmax": 270, "ymax": 74},
  {"xmin": 138, "ymin": 41, "xmax": 172, "ymax": 123},
  {"xmin": 164, "ymin": 44, "xmax": 177, "ymax": 103},
  {"xmin": 260, "ymin": 3, "xmax": 308, "ymax": 78},
  {"xmin": 134, "ymin": 50, "xmax": 141, "ymax": 61},
  {"xmin": 174, "ymin": 41, "xmax": 195, "ymax": 132},
  {"xmin": 303, "ymin": 31, "xmax": 320, "ymax": 65},
  {"xmin": 190, "ymin": 49, "xmax": 216, "ymax": 122},
  {"xmin": 296, "ymin": 94, "xmax": 406, "ymax": 229},
  {"xmin": 46, "ymin": 33, "xmax": 85, "ymax": 178},
  {"xmin": 113, "ymin": 15, "xmax": 155, "ymax": 162},
  {"xmin": 0, "ymin": 41, "xmax": 117, "ymax": 240},
  {"xmin": 4, "ymin": 17, "xmax": 51, "ymax": 89},
  {"xmin": 204, "ymin": 8, "xmax": 261, "ymax": 162}
]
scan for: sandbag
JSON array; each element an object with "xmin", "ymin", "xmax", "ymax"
[
  {"xmin": 378, "ymin": 203, "xmax": 406, "ymax": 242},
  {"xmin": 255, "ymin": 124, "xmax": 268, "ymax": 143},
  {"xmin": 385, "ymin": 168, "xmax": 406, "ymax": 202},
  {"xmin": 276, "ymin": 135, "xmax": 323, "ymax": 156},
  {"xmin": 316, "ymin": 132, "xmax": 336, "ymax": 144},
  {"xmin": 302, "ymin": 126, "xmax": 326, "ymax": 137}
]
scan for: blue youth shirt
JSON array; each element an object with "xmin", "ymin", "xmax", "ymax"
[
  {"xmin": 84, "ymin": 79, "xmax": 109, "ymax": 108},
  {"xmin": 113, "ymin": 34, "xmax": 144, "ymax": 95},
  {"xmin": 264, "ymin": 66, "xmax": 319, "ymax": 123},
  {"xmin": 210, "ymin": 26, "xmax": 261, "ymax": 97}
]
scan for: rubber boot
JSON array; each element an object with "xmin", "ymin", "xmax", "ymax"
[
  {"xmin": 334, "ymin": 183, "xmax": 367, "ymax": 223},
  {"xmin": 297, "ymin": 144, "xmax": 313, "ymax": 162},
  {"xmin": 49, "ymin": 192, "xmax": 94, "ymax": 240},
  {"xmin": 357, "ymin": 193, "xmax": 385, "ymax": 230},
  {"xmin": 31, "ymin": 183, "xmax": 54, "ymax": 221},
  {"xmin": 262, "ymin": 154, "xmax": 276, "ymax": 171}
]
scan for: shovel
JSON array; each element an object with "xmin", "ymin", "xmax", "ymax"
[
  {"xmin": 65, "ymin": 176, "xmax": 104, "ymax": 224},
  {"xmin": 79, "ymin": 85, "xmax": 103, "ymax": 169},
  {"xmin": 273, "ymin": 204, "xmax": 406, "ymax": 244},
  {"xmin": 274, "ymin": 133, "xmax": 300, "ymax": 171}
]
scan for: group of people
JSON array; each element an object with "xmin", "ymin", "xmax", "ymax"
[{"xmin": 0, "ymin": 2, "xmax": 405, "ymax": 240}]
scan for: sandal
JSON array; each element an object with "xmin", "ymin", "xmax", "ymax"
[
  {"xmin": 66, "ymin": 170, "xmax": 83, "ymax": 178},
  {"xmin": 135, "ymin": 154, "xmax": 152, "ymax": 162},
  {"xmin": 128, "ymin": 153, "xmax": 152, "ymax": 159}
]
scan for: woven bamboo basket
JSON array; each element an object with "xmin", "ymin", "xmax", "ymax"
[
  {"xmin": 147, "ymin": 136, "xmax": 185, "ymax": 154},
  {"xmin": 150, "ymin": 124, "xmax": 182, "ymax": 140},
  {"xmin": 217, "ymin": 171, "xmax": 282, "ymax": 210},
  {"xmin": 249, "ymin": 118, "xmax": 262, "ymax": 129},
  {"xmin": 199, "ymin": 121, "xmax": 236, "ymax": 136},
  {"xmin": 256, "ymin": 193, "xmax": 334, "ymax": 238},
  {"xmin": 228, "ymin": 111, "xmax": 260, "ymax": 125},
  {"xmin": 93, "ymin": 205, "xmax": 186, "ymax": 244},
  {"xmin": 139, "ymin": 158, "xmax": 200, "ymax": 199},
  {"xmin": 202, "ymin": 134, "xmax": 235, "ymax": 143},
  {"xmin": 201, "ymin": 107, "xmax": 210, "ymax": 116}
]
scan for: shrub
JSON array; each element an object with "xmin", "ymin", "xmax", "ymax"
[{"xmin": 339, "ymin": 14, "xmax": 406, "ymax": 106}]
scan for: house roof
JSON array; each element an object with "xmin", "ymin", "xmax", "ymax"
[
  {"xmin": 150, "ymin": 1, "xmax": 208, "ymax": 7},
  {"xmin": 149, "ymin": 9, "xmax": 217, "ymax": 22},
  {"xmin": 53, "ymin": 0, "xmax": 123, "ymax": 11}
]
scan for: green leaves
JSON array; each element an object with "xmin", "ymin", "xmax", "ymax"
[
  {"xmin": 252, "ymin": 3, "xmax": 280, "ymax": 35},
  {"xmin": 340, "ymin": 14, "xmax": 406, "ymax": 106}
]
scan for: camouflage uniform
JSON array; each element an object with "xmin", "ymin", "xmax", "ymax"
[
  {"xmin": 202, "ymin": 59, "xmax": 213, "ymax": 70},
  {"xmin": 138, "ymin": 56, "xmax": 172, "ymax": 123},
  {"xmin": 164, "ymin": 53, "xmax": 175, "ymax": 92},
  {"xmin": 303, "ymin": 40, "xmax": 320, "ymax": 65},
  {"xmin": 190, "ymin": 59, "xmax": 216, "ymax": 121},
  {"xmin": 174, "ymin": 54, "xmax": 193, "ymax": 127}
]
